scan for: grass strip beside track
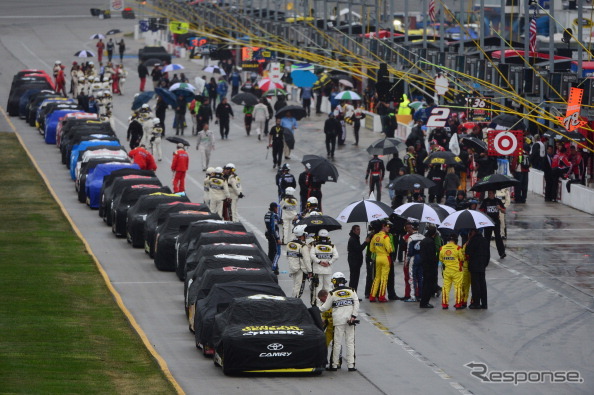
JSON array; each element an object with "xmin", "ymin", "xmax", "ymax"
[{"xmin": 0, "ymin": 133, "xmax": 176, "ymax": 394}]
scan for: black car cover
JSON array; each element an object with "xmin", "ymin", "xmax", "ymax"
[
  {"xmin": 194, "ymin": 282, "xmax": 285, "ymax": 351},
  {"xmin": 98, "ymin": 173, "xmax": 157, "ymax": 218},
  {"xmin": 111, "ymin": 185, "xmax": 172, "ymax": 237},
  {"xmin": 212, "ymin": 296, "xmax": 327, "ymax": 375},
  {"xmin": 185, "ymin": 243, "xmax": 271, "ymax": 279}
]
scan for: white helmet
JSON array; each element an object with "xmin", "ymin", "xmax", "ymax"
[
  {"xmin": 307, "ymin": 197, "xmax": 318, "ymax": 205},
  {"xmin": 55, "ymin": 60, "xmax": 61, "ymax": 64},
  {"xmin": 293, "ymin": 224, "xmax": 307, "ymax": 237},
  {"xmin": 224, "ymin": 163, "xmax": 235, "ymax": 170},
  {"xmin": 331, "ymin": 272, "xmax": 347, "ymax": 285},
  {"xmin": 89, "ymin": 61, "xmax": 94, "ymax": 65},
  {"xmin": 332, "ymin": 272, "xmax": 345, "ymax": 280},
  {"xmin": 94, "ymin": 76, "xmax": 100, "ymax": 82},
  {"xmin": 318, "ymin": 229, "xmax": 329, "ymax": 237},
  {"xmin": 206, "ymin": 167, "xmax": 215, "ymax": 174},
  {"xmin": 152, "ymin": 118, "xmax": 161, "ymax": 126},
  {"xmin": 214, "ymin": 166, "xmax": 223, "ymax": 173},
  {"xmin": 141, "ymin": 104, "xmax": 149, "ymax": 110},
  {"xmin": 285, "ymin": 187, "xmax": 295, "ymax": 195},
  {"xmin": 103, "ymin": 90, "xmax": 111, "ymax": 97}
]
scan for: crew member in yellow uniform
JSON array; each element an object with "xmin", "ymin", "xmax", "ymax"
[
  {"xmin": 369, "ymin": 219, "xmax": 394, "ymax": 303},
  {"xmin": 439, "ymin": 233, "xmax": 465, "ymax": 310}
]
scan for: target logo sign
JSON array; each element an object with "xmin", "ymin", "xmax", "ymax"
[{"xmin": 487, "ymin": 130, "xmax": 523, "ymax": 157}]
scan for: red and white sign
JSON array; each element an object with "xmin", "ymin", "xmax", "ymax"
[
  {"xmin": 110, "ymin": 0, "xmax": 124, "ymax": 12},
  {"xmin": 487, "ymin": 129, "xmax": 523, "ymax": 157}
]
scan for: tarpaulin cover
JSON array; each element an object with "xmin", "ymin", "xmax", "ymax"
[
  {"xmin": 175, "ymin": 220, "xmax": 247, "ymax": 279},
  {"xmin": 100, "ymin": 175, "xmax": 160, "ymax": 219},
  {"xmin": 85, "ymin": 163, "xmax": 140, "ymax": 208},
  {"xmin": 144, "ymin": 202, "xmax": 209, "ymax": 256},
  {"xmin": 194, "ymin": 282, "xmax": 285, "ymax": 349},
  {"xmin": 184, "ymin": 243, "xmax": 271, "ymax": 278},
  {"xmin": 111, "ymin": 185, "xmax": 172, "ymax": 236},
  {"xmin": 45, "ymin": 109, "xmax": 83, "ymax": 144},
  {"xmin": 126, "ymin": 193, "xmax": 190, "ymax": 247},
  {"xmin": 212, "ymin": 296, "xmax": 326, "ymax": 374}
]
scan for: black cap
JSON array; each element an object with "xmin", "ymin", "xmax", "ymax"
[{"xmin": 269, "ymin": 202, "xmax": 278, "ymax": 209}]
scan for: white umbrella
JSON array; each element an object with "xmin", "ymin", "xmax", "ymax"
[
  {"xmin": 338, "ymin": 79, "xmax": 354, "ymax": 88},
  {"xmin": 74, "ymin": 50, "xmax": 96, "ymax": 58},
  {"xmin": 203, "ymin": 65, "xmax": 226, "ymax": 75},
  {"xmin": 169, "ymin": 82, "xmax": 196, "ymax": 92},
  {"xmin": 90, "ymin": 33, "xmax": 105, "ymax": 40},
  {"xmin": 439, "ymin": 209, "xmax": 495, "ymax": 230},
  {"xmin": 336, "ymin": 199, "xmax": 393, "ymax": 223},
  {"xmin": 393, "ymin": 202, "xmax": 445, "ymax": 225},
  {"xmin": 334, "ymin": 90, "xmax": 361, "ymax": 101},
  {"xmin": 161, "ymin": 64, "xmax": 184, "ymax": 72}
]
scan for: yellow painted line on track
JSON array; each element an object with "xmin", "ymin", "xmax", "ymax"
[{"xmin": 0, "ymin": 105, "xmax": 185, "ymax": 395}]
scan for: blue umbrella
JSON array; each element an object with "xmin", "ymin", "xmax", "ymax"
[
  {"xmin": 155, "ymin": 87, "xmax": 177, "ymax": 107},
  {"xmin": 291, "ymin": 70, "xmax": 318, "ymax": 88},
  {"xmin": 131, "ymin": 91, "xmax": 155, "ymax": 110},
  {"xmin": 171, "ymin": 88, "xmax": 195, "ymax": 103}
]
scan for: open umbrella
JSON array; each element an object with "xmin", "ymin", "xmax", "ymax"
[
  {"xmin": 301, "ymin": 154, "xmax": 339, "ymax": 182},
  {"xmin": 390, "ymin": 174, "xmax": 435, "ymax": 190},
  {"xmin": 264, "ymin": 88, "xmax": 287, "ymax": 97},
  {"xmin": 155, "ymin": 87, "xmax": 177, "ymax": 107},
  {"xmin": 367, "ymin": 138, "xmax": 405, "ymax": 155},
  {"xmin": 165, "ymin": 136, "xmax": 190, "ymax": 147},
  {"xmin": 106, "ymin": 29, "xmax": 122, "ymax": 35},
  {"xmin": 162, "ymin": 64, "xmax": 185, "ymax": 73},
  {"xmin": 424, "ymin": 151, "xmax": 463, "ymax": 166},
  {"xmin": 74, "ymin": 50, "xmax": 95, "ymax": 58},
  {"xmin": 543, "ymin": 130, "xmax": 587, "ymax": 142},
  {"xmin": 169, "ymin": 82, "xmax": 196, "ymax": 92},
  {"xmin": 491, "ymin": 113, "xmax": 524, "ymax": 129},
  {"xmin": 276, "ymin": 105, "xmax": 307, "ymax": 120},
  {"xmin": 334, "ymin": 90, "xmax": 361, "ymax": 101},
  {"xmin": 296, "ymin": 214, "xmax": 342, "ymax": 233},
  {"xmin": 393, "ymin": 203, "xmax": 447, "ymax": 225},
  {"xmin": 203, "ymin": 65, "xmax": 226, "ymax": 75},
  {"xmin": 258, "ymin": 78, "xmax": 284, "ymax": 91},
  {"xmin": 460, "ymin": 135, "xmax": 487, "ymax": 152},
  {"xmin": 470, "ymin": 173, "xmax": 520, "ymax": 192},
  {"xmin": 337, "ymin": 199, "xmax": 393, "ymax": 223},
  {"xmin": 283, "ymin": 128, "xmax": 295, "ymax": 150},
  {"xmin": 90, "ymin": 33, "xmax": 105, "ymax": 40},
  {"xmin": 143, "ymin": 58, "xmax": 162, "ymax": 67},
  {"xmin": 439, "ymin": 209, "xmax": 494, "ymax": 230},
  {"xmin": 131, "ymin": 91, "xmax": 155, "ymax": 110},
  {"xmin": 338, "ymin": 79, "xmax": 354, "ymax": 88},
  {"xmin": 291, "ymin": 70, "xmax": 318, "ymax": 88},
  {"xmin": 231, "ymin": 92, "xmax": 259, "ymax": 106},
  {"xmin": 427, "ymin": 203, "xmax": 456, "ymax": 216}
]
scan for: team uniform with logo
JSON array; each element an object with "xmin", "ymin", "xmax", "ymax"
[
  {"xmin": 310, "ymin": 240, "xmax": 339, "ymax": 304},
  {"xmin": 439, "ymin": 241, "xmax": 465, "ymax": 308},
  {"xmin": 208, "ymin": 173, "xmax": 230, "ymax": 216},
  {"xmin": 369, "ymin": 230, "xmax": 394, "ymax": 302},
  {"xmin": 286, "ymin": 239, "xmax": 312, "ymax": 298}
]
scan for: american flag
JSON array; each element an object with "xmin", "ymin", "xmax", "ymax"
[
  {"xmin": 428, "ymin": 0, "xmax": 437, "ymax": 23},
  {"xmin": 529, "ymin": 17, "xmax": 537, "ymax": 52}
]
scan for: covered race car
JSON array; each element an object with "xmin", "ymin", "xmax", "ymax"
[
  {"xmin": 153, "ymin": 211, "xmax": 220, "ymax": 271},
  {"xmin": 194, "ymin": 282, "xmax": 286, "ymax": 355},
  {"xmin": 26, "ymin": 91, "xmax": 61, "ymax": 126},
  {"xmin": 100, "ymin": 174, "xmax": 160, "ymax": 222},
  {"xmin": 37, "ymin": 100, "xmax": 79, "ymax": 133},
  {"xmin": 73, "ymin": 146, "xmax": 127, "ymax": 181},
  {"xmin": 111, "ymin": 185, "xmax": 172, "ymax": 237},
  {"xmin": 126, "ymin": 193, "xmax": 190, "ymax": 248},
  {"xmin": 85, "ymin": 164, "xmax": 141, "ymax": 208},
  {"xmin": 212, "ymin": 295, "xmax": 326, "ymax": 375},
  {"xmin": 55, "ymin": 112, "xmax": 98, "ymax": 147},
  {"xmin": 144, "ymin": 202, "xmax": 210, "ymax": 257},
  {"xmin": 70, "ymin": 142, "xmax": 124, "ymax": 176},
  {"xmin": 44, "ymin": 108, "xmax": 83, "ymax": 144},
  {"xmin": 184, "ymin": 243, "xmax": 271, "ymax": 281},
  {"xmin": 76, "ymin": 157, "xmax": 130, "ymax": 202},
  {"xmin": 175, "ymin": 220, "xmax": 248, "ymax": 280},
  {"xmin": 62, "ymin": 129, "xmax": 118, "ymax": 166},
  {"xmin": 7, "ymin": 76, "xmax": 54, "ymax": 116},
  {"xmin": 185, "ymin": 253, "xmax": 273, "ymax": 319}
]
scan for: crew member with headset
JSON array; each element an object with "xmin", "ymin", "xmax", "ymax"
[
  {"xmin": 264, "ymin": 202, "xmax": 282, "ymax": 275},
  {"xmin": 286, "ymin": 224, "xmax": 312, "ymax": 298},
  {"xmin": 319, "ymin": 272, "xmax": 360, "ymax": 372},
  {"xmin": 310, "ymin": 229, "xmax": 339, "ymax": 305}
]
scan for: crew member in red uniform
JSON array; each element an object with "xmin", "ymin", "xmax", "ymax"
[
  {"xmin": 55, "ymin": 65, "xmax": 67, "ymax": 96},
  {"xmin": 128, "ymin": 144, "xmax": 157, "ymax": 171},
  {"xmin": 365, "ymin": 154, "xmax": 385, "ymax": 201},
  {"xmin": 171, "ymin": 143, "xmax": 189, "ymax": 193}
]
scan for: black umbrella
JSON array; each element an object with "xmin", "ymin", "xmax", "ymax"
[
  {"xmin": 296, "ymin": 214, "xmax": 342, "ymax": 233},
  {"xmin": 491, "ymin": 113, "xmax": 525, "ymax": 129},
  {"xmin": 143, "ymin": 58, "xmax": 162, "ymax": 67},
  {"xmin": 74, "ymin": 50, "xmax": 96, "ymax": 58},
  {"xmin": 543, "ymin": 130, "xmax": 587, "ymax": 142},
  {"xmin": 301, "ymin": 154, "xmax": 339, "ymax": 182},
  {"xmin": 424, "ymin": 151, "xmax": 463, "ymax": 166},
  {"xmin": 389, "ymin": 174, "xmax": 436, "ymax": 190},
  {"xmin": 106, "ymin": 29, "xmax": 122, "ymax": 35},
  {"xmin": 283, "ymin": 128, "xmax": 295, "ymax": 150},
  {"xmin": 276, "ymin": 105, "xmax": 307, "ymax": 120},
  {"xmin": 336, "ymin": 199, "xmax": 393, "ymax": 223},
  {"xmin": 460, "ymin": 136, "xmax": 488, "ymax": 152},
  {"xmin": 366, "ymin": 138, "xmax": 405, "ymax": 155},
  {"xmin": 439, "ymin": 209, "xmax": 495, "ymax": 230},
  {"xmin": 231, "ymin": 92, "xmax": 259, "ymax": 106},
  {"xmin": 470, "ymin": 173, "xmax": 520, "ymax": 192},
  {"xmin": 165, "ymin": 136, "xmax": 190, "ymax": 147}
]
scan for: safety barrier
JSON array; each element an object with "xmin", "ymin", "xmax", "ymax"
[{"xmin": 527, "ymin": 169, "xmax": 594, "ymax": 214}]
